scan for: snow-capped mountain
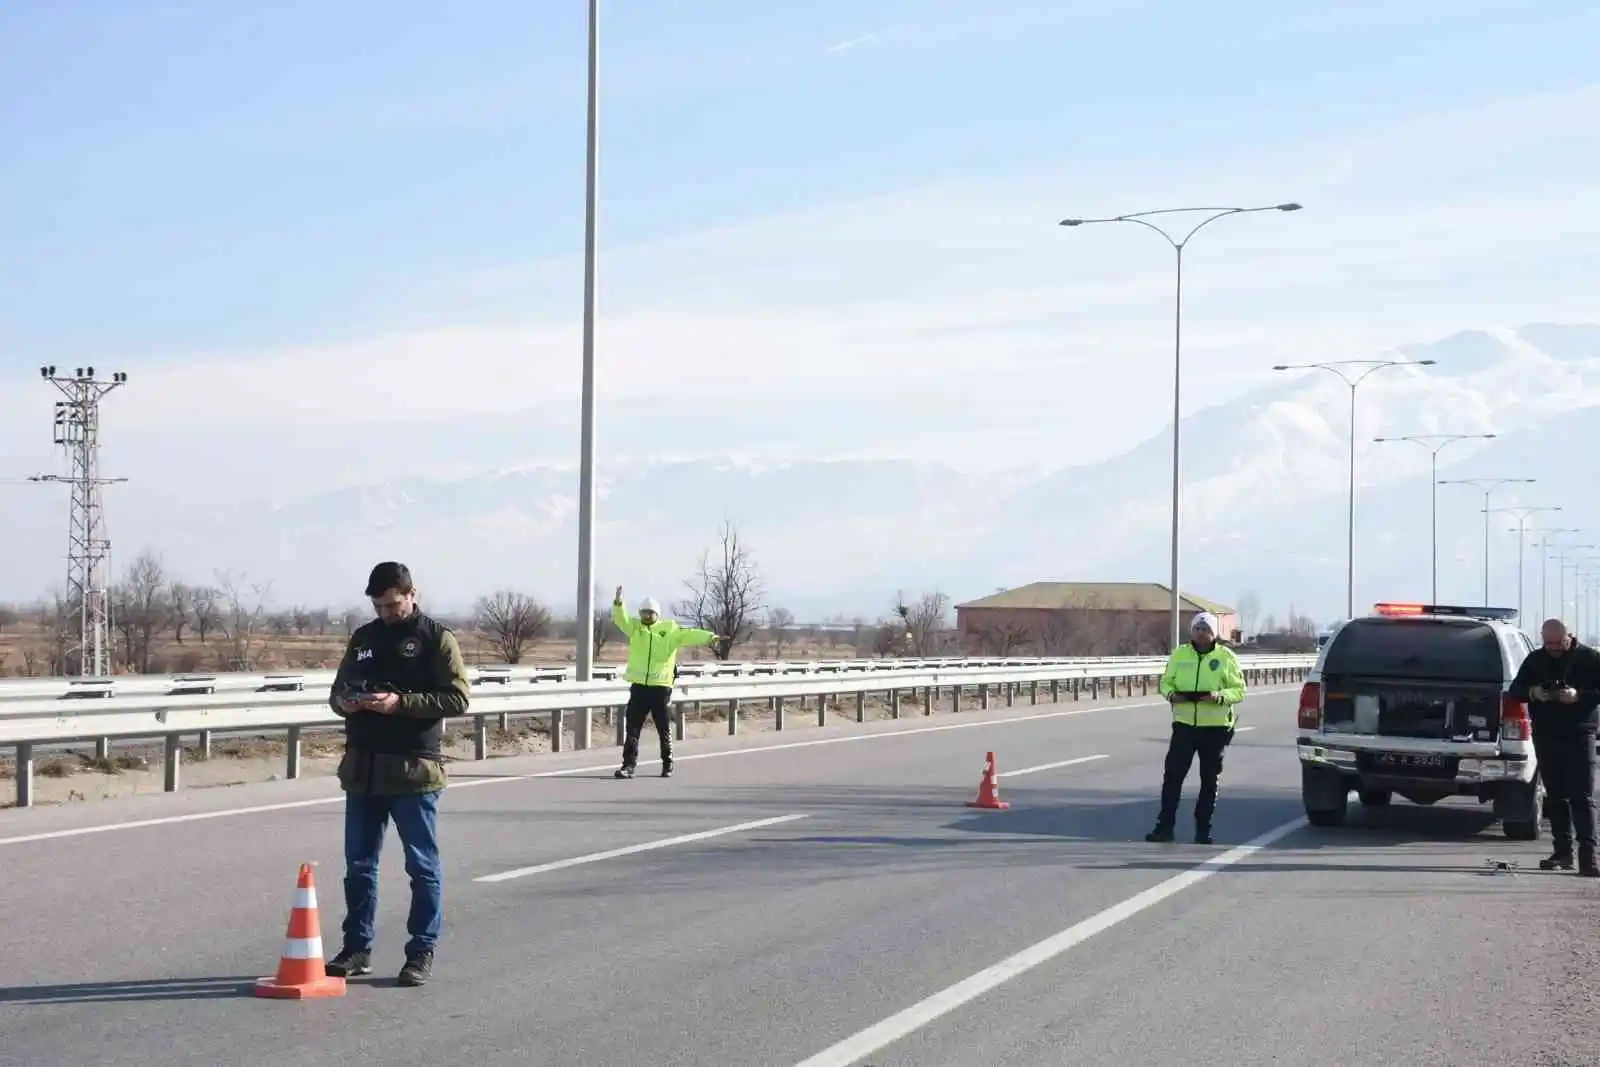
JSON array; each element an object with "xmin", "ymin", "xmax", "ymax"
[{"xmin": 5, "ymin": 322, "xmax": 1598, "ymax": 626}]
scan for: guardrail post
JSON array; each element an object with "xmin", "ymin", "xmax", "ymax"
[
  {"xmin": 286, "ymin": 726, "xmax": 303, "ymax": 779},
  {"xmin": 1073, "ymin": 678, "xmax": 1081, "ymax": 701},
  {"xmin": 614, "ymin": 706, "xmax": 625, "ymax": 746},
  {"xmin": 1051, "ymin": 680, "xmax": 1060, "ymax": 702},
  {"xmin": 889, "ymin": 689, "xmax": 900, "ymax": 718},
  {"xmin": 981, "ymin": 685, "xmax": 990, "ymax": 710},
  {"xmin": 1005, "ymin": 684, "xmax": 1014, "ymax": 708},
  {"xmin": 923, "ymin": 687, "xmax": 933, "ymax": 716},
  {"xmin": 96, "ymin": 737, "xmax": 111, "ymax": 761},
  {"xmin": 1091, "ymin": 677, "xmax": 1100, "ymax": 699},
  {"xmin": 1141, "ymin": 675, "xmax": 1150, "ymax": 696},
  {"xmin": 474, "ymin": 716, "xmax": 489, "ymax": 760},
  {"xmin": 855, "ymin": 691, "xmax": 865, "ymax": 723},
  {"xmin": 817, "ymin": 694, "xmax": 828, "ymax": 727},
  {"xmin": 196, "ymin": 729, "xmax": 212, "ymax": 760},
  {"xmin": 678, "ymin": 704, "xmax": 692, "ymax": 742},
  {"xmin": 551, "ymin": 709, "xmax": 565, "ymax": 752},
  {"xmin": 952, "ymin": 685, "xmax": 962, "ymax": 714},
  {"xmin": 163, "ymin": 734, "xmax": 181, "ymax": 793},
  {"xmin": 498, "ymin": 712, "xmax": 510, "ymax": 732},
  {"xmin": 15, "ymin": 742, "xmax": 34, "ymax": 808},
  {"xmin": 574, "ymin": 709, "xmax": 591, "ymax": 750},
  {"xmin": 773, "ymin": 697, "xmax": 785, "ymax": 731},
  {"xmin": 1030, "ymin": 680, "xmax": 1039, "ymax": 706},
  {"xmin": 727, "ymin": 700, "xmax": 739, "ymax": 735}
]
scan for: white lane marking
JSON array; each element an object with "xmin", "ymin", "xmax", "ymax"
[
  {"xmin": 1000, "ymin": 754, "xmax": 1110, "ymax": 778},
  {"xmin": 0, "ymin": 686, "xmax": 1302, "ymax": 847},
  {"xmin": 475, "ymin": 813, "xmax": 811, "ymax": 883},
  {"xmin": 790, "ymin": 815, "xmax": 1309, "ymax": 1067}
]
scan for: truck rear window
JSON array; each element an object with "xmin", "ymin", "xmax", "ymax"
[{"xmin": 1323, "ymin": 619, "xmax": 1504, "ymax": 681}]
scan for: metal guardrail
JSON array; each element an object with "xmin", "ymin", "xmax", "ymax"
[
  {"xmin": 0, "ymin": 654, "xmax": 1315, "ymax": 808},
  {"xmin": 0, "ymin": 655, "xmax": 1194, "ymax": 703}
]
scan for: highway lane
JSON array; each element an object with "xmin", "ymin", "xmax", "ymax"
[{"xmin": 7, "ymin": 683, "xmax": 1592, "ymax": 1065}]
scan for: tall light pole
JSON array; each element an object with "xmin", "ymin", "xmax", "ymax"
[
  {"xmin": 573, "ymin": 0, "xmax": 601, "ymax": 682},
  {"xmin": 1558, "ymin": 551, "xmax": 1594, "ymax": 624},
  {"xmin": 1058, "ymin": 202, "xmax": 1303, "ymax": 652},
  {"xmin": 1437, "ymin": 478, "xmax": 1536, "ymax": 604},
  {"xmin": 1487, "ymin": 505, "xmax": 1562, "ymax": 627},
  {"xmin": 1272, "ymin": 358, "xmax": 1436, "ymax": 621},
  {"xmin": 1532, "ymin": 530, "xmax": 1585, "ymax": 620},
  {"xmin": 1372, "ymin": 433, "xmax": 1496, "ymax": 602}
]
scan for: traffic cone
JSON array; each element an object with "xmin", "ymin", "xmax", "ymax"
[
  {"xmin": 254, "ymin": 862, "xmax": 347, "ymax": 999},
  {"xmin": 966, "ymin": 750, "xmax": 1010, "ymax": 810}
]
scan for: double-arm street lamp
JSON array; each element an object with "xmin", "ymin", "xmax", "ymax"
[
  {"xmin": 1486, "ymin": 505, "xmax": 1562, "ymax": 628},
  {"xmin": 1272, "ymin": 358, "xmax": 1436, "ymax": 620},
  {"xmin": 1531, "ymin": 530, "xmax": 1587, "ymax": 620},
  {"xmin": 1437, "ymin": 478, "xmax": 1536, "ymax": 604},
  {"xmin": 1372, "ymin": 433, "xmax": 1496, "ymax": 602},
  {"xmin": 1057, "ymin": 202, "xmax": 1302, "ymax": 652}
]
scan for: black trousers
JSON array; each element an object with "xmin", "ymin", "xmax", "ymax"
[
  {"xmin": 1534, "ymin": 731, "xmax": 1598, "ymax": 855},
  {"xmin": 620, "ymin": 683, "xmax": 673, "ymax": 769},
  {"xmin": 1157, "ymin": 722, "xmax": 1233, "ymax": 830}
]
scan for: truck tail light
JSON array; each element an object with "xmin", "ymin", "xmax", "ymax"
[
  {"xmin": 1501, "ymin": 693, "xmax": 1531, "ymax": 742},
  {"xmin": 1297, "ymin": 682, "xmax": 1322, "ymax": 730}
]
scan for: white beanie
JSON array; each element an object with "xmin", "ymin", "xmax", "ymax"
[
  {"xmin": 1191, "ymin": 611, "xmax": 1220, "ymax": 635},
  {"xmin": 639, "ymin": 597, "xmax": 661, "ymax": 614}
]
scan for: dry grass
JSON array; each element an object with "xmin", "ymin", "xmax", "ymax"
[{"xmin": 0, "ymin": 626, "xmax": 866, "ymax": 679}]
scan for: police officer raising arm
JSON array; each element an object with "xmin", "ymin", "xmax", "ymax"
[
  {"xmin": 612, "ymin": 585, "xmax": 723, "ymax": 779},
  {"xmin": 324, "ymin": 561, "xmax": 472, "ymax": 987},
  {"xmin": 1508, "ymin": 618, "xmax": 1600, "ymax": 877},
  {"xmin": 1147, "ymin": 612, "xmax": 1247, "ymax": 845}
]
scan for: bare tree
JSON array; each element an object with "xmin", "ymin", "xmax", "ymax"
[
  {"xmin": 766, "ymin": 606, "xmax": 795, "ymax": 657},
  {"xmin": 112, "ymin": 550, "xmax": 171, "ymax": 673},
  {"xmin": 168, "ymin": 582, "xmax": 192, "ymax": 644},
  {"xmin": 215, "ymin": 570, "xmax": 271, "ymax": 671},
  {"xmin": 675, "ymin": 520, "xmax": 764, "ymax": 661},
  {"xmin": 977, "ymin": 619, "xmax": 1032, "ymax": 656},
  {"xmin": 593, "ymin": 608, "xmax": 615, "ymax": 657},
  {"xmin": 894, "ymin": 590, "xmax": 950, "ymax": 656},
  {"xmin": 871, "ymin": 618, "xmax": 909, "ymax": 657},
  {"xmin": 473, "ymin": 591, "xmax": 552, "ymax": 664},
  {"xmin": 0, "ymin": 605, "xmax": 19, "ymax": 635},
  {"xmin": 1235, "ymin": 590, "xmax": 1261, "ymax": 637},
  {"xmin": 190, "ymin": 586, "xmax": 221, "ymax": 644}
]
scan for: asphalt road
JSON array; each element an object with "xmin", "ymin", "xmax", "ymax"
[{"xmin": 2, "ymin": 684, "xmax": 1597, "ymax": 1067}]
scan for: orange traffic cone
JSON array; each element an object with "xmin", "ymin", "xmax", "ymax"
[
  {"xmin": 254, "ymin": 862, "xmax": 347, "ymax": 999},
  {"xmin": 966, "ymin": 751, "xmax": 1010, "ymax": 810}
]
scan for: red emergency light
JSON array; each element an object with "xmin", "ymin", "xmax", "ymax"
[{"xmin": 1370, "ymin": 603, "xmax": 1518, "ymax": 621}]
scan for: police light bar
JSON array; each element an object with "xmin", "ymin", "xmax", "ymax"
[{"xmin": 1372, "ymin": 602, "xmax": 1518, "ymax": 621}]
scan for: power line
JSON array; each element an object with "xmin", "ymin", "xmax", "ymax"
[{"xmin": 31, "ymin": 364, "xmax": 128, "ymax": 677}]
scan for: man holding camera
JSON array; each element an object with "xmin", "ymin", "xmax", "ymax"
[
  {"xmin": 324, "ymin": 562, "xmax": 472, "ymax": 986},
  {"xmin": 1510, "ymin": 618, "xmax": 1600, "ymax": 877}
]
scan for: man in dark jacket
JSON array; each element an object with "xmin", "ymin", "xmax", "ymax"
[
  {"xmin": 1509, "ymin": 618, "xmax": 1600, "ymax": 877},
  {"xmin": 323, "ymin": 562, "xmax": 472, "ymax": 986}
]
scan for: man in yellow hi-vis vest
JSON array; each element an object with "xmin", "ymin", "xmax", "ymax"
[
  {"xmin": 611, "ymin": 586, "xmax": 722, "ymax": 779},
  {"xmin": 1147, "ymin": 611, "xmax": 1247, "ymax": 844}
]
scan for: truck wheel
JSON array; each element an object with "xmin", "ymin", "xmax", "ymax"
[
  {"xmin": 1499, "ymin": 780, "xmax": 1543, "ymax": 841},
  {"xmin": 1357, "ymin": 787, "xmax": 1392, "ymax": 807},
  {"xmin": 1302, "ymin": 763, "xmax": 1349, "ymax": 827}
]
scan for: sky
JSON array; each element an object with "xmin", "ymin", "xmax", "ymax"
[{"xmin": 2, "ymin": 0, "xmax": 1599, "ymax": 600}]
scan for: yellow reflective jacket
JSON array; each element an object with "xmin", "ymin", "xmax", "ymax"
[
  {"xmin": 1159, "ymin": 641, "xmax": 1247, "ymax": 728},
  {"xmin": 613, "ymin": 601, "xmax": 717, "ymax": 687}
]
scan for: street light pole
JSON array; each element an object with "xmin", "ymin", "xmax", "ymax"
[
  {"xmin": 1272, "ymin": 358, "xmax": 1436, "ymax": 621},
  {"xmin": 573, "ymin": 0, "xmax": 602, "ymax": 682},
  {"xmin": 1437, "ymin": 478, "xmax": 1536, "ymax": 604},
  {"xmin": 1372, "ymin": 433, "xmax": 1496, "ymax": 602},
  {"xmin": 1058, "ymin": 202, "xmax": 1302, "ymax": 653},
  {"xmin": 1487, "ymin": 506, "xmax": 1561, "ymax": 628},
  {"xmin": 1529, "ymin": 530, "xmax": 1583, "ymax": 620}
]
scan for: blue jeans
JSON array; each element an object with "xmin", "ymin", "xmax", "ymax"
[{"xmin": 341, "ymin": 789, "xmax": 443, "ymax": 957}]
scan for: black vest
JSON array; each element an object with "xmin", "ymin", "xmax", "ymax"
[{"xmin": 343, "ymin": 612, "xmax": 450, "ymax": 757}]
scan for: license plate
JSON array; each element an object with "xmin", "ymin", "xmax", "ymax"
[{"xmin": 1372, "ymin": 751, "xmax": 1445, "ymax": 768}]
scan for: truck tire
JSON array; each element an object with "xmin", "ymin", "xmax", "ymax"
[
  {"xmin": 1357, "ymin": 787, "xmax": 1392, "ymax": 807},
  {"xmin": 1302, "ymin": 763, "xmax": 1349, "ymax": 827},
  {"xmin": 1499, "ymin": 780, "xmax": 1543, "ymax": 841}
]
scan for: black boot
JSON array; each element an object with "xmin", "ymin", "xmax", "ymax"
[
  {"xmin": 1540, "ymin": 850, "xmax": 1574, "ymax": 871},
  {"xmin": 614, "ymin": 765, "xmax": 634, "ymax": 779},
  {"xmin": 1195, "ymin": 824, "xmax": 1214, "ymax": 845},
  {"xmin": 1579, "ymin": 846, "xmax": 1599, "ymax": 878},
  {"xmin": 1145, "ymin": 824, "xmax": 1174, "ymax": 843}
]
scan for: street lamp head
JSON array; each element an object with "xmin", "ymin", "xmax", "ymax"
[
  {"xmin": 1276, "ymin": 203, "xmax": 1303, "ymax": 212},
  {"xmin": 1058, "ymin": 219, "xmax": 1085, "ymax": 227},
  {"xmin": 1417, "ymin": 359, "xmax": 1437, "ymax": 366},
  {"xmin": 1271, "ymin": 364, "xmax": 1289, "ymax": 371}
]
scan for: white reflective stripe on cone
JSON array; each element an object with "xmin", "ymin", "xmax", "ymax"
[
  {"xmin": 282, "ymin": 937, "xmax": 323, "ymax": 960},
  {"xmin": 293, "ymin": 888, "xmax": 317, "ymax": 909}
]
